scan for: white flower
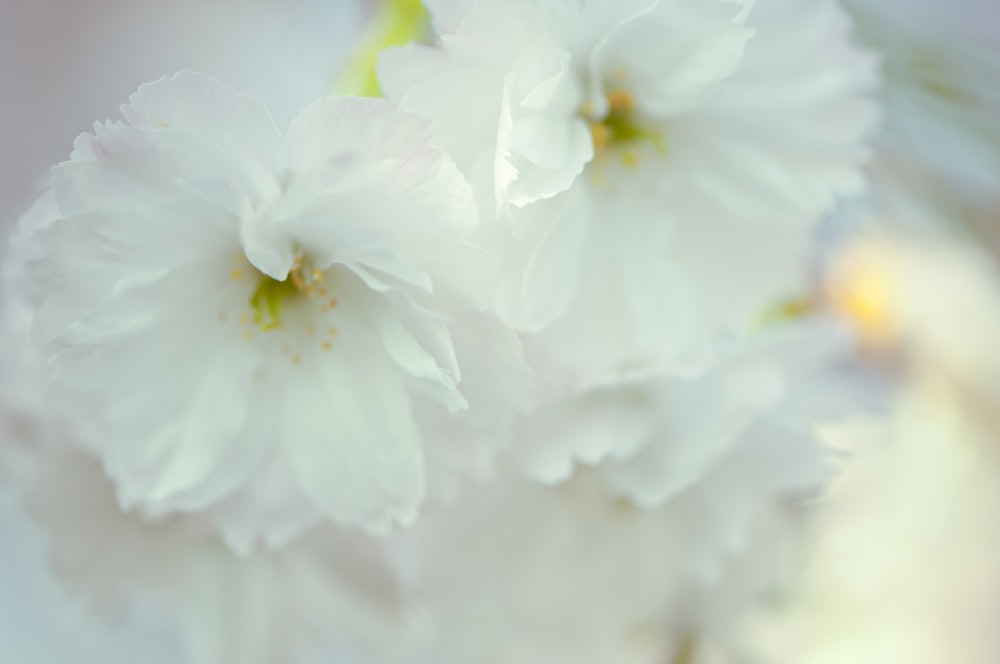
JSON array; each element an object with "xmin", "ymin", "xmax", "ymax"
[
  {"xmin": 18, "ymin": 445, "xmax": 412, "ymax": 664},
  {"xmin": 380, "ymin": 0, "xmax": 879, "ymax": 377},
  {"xmin": 394, "ymin": 319, "xmax": 863, "ymax": 664},
  {"xmin": 512, "ymin": 319, "xmax": 855, "ymax": 508},
  {"xmin": 398, "ymin": 460, "xmax": 813, "ymax": 664},
  {"xmin": 7, "ymin": 71, "xmax": 528, "ymax": 552}
]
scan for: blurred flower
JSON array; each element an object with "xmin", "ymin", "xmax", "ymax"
[
  {"xmin": 513, "ymin": 319, "xmax": 854, "ymax": 505},
  {"xmin": 380, "ymin": 0, "xmax": 878, "ymax": 379},
  {"xmin": 396, "ymin": 318, "xmax": 867, "ymax": 664},
  {"xmin": 401, "ymin": 451, "xmax": 811, "ymax": 664},
  {"xmin": 3, "ymin": 71, "xmax": 528, "ymax": 553},
  {"xmin": 755, "ymin": 233, "xmax": 1000, "ymax": 664},
  {"xmin": 21, "ymin": 445, "xmax": 412, "ymax": 664}
]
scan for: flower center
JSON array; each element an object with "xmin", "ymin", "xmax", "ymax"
[
  {"xmin": 221, "ymin": 253, "xmax": 341, "ymax": 366},
  {"xmin": 583, "ymin": 89, "xmax": 666, "ymax": 168},
  {"xmin": 248, "ymin": 254, "xmax": 325, "ymax": 332}
]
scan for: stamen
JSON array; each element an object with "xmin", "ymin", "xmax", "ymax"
[
  {"xmin": 245, "ymin": 252, "xmax": 334, "ymax": 333},
  {"xmin": 590, "ymin": 123, "xmax": 611, "ymax": 152},
  {"xmin": 583, "ymin": 86, "xmax": 667, "ymax": 164},
  {"xmin": 607, "ymin": 89, "xmax": 635, "ymax": 113}
]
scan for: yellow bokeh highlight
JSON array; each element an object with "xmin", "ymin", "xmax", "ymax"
[{"xmin": 828, "ymin": 242, "xmax": 899, "ymax": 347}]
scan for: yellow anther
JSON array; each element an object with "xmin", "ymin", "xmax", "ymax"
[
  {"xmin": 230, "ymin": 268, "xmax": 244, "ymax": 281},
  {"xmin": 321, "ymin": 341, "xmax": 333, "ymax": 351},
  {"xmin": 590, "ymin": 123, "xmax": 611, "ymax": 151},
  {"xmin": 607, "ymin": 89, "xmax": 635, "ymax": 113},
  {"xmin": 584, "ymin": 86, "xmax": 666, "ymax": 161},
  {"xmin": 290, "ymin": 266, "xmax": 307, "ymax": 292},
  {"xmin": 245, "ymin": 253, "xmax": 330, "ymax": 332},
  {"xmin": 291, "ymin": 354, "xmax": 302, "ymax": 365},
  {"xmin": 328, "ymin": 326, "xmax": 339, "ymax": 337},
  {"xmin": 305, "ymin": 324, "xmax": 315, "ymax": 336},
  {"xmin": 239, "ymin": 313, "xmax": 250, "ymax": 326},
  {"xmin": 328, "ymin": 298, "xmax": 338, "ymax": 308}
]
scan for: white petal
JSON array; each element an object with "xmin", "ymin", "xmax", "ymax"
[
  {"xmin": 285, "ymin": 336, "xmax": 426, "ymax": 532},
  {"xmin": 122, "ymin": 71, "xmax": 282, "ymax": 195}
]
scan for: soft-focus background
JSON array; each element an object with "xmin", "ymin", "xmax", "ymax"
[
  {"xmin": 0, "ymin": 0, "xmax": 364, "ymax": 222},
  {"xmin": 0, "ymin": 1, "xmax": 363, "ymax": 659}
]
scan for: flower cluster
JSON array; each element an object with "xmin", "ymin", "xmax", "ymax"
[{"xmin": 0, "ymin": 0, "xmax": 888, "ymax": 662}]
